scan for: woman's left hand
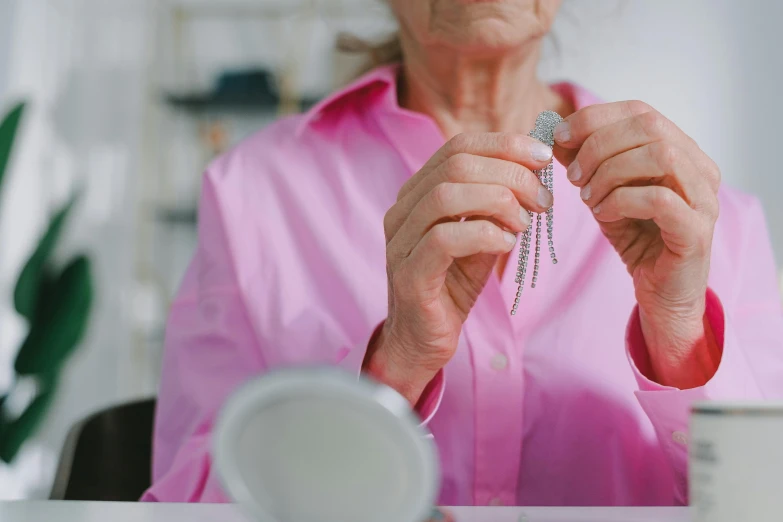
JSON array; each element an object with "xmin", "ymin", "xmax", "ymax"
[{"xmin": 553, "ymin": 101, "xmax": 722, "ymax": 388}]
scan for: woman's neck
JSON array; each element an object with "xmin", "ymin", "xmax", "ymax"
[{"xmin": 399, "ymin": 40, "xmax": 570, "ymax": 138}]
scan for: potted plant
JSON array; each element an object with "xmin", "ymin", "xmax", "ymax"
[{"xmin": 0, "ymin": 102, "xmax": 94, "ymax": 463}]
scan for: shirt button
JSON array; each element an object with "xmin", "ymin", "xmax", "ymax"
[
  {"xmin": 672, "ymin": 431, "xmax": 688, "ymax": 445},
  {"xmin": 489, "ymin": 497, "xmax": 504, "ymax": 506},
  {"xmin": 490, "ymin": 353, "xmax": 508, "ymax": 371}
]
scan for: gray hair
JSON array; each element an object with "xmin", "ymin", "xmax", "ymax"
[{"xmin": 337, "ymin": 32, "xmax": 403, "ymax": 75}]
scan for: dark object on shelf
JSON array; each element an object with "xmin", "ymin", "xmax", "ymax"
[
  {"xmin": 50, "ymin": 398, "xmax": 156, "ymax": 501},
  {"xmin": 156, "ymin": 206, "xmax": 198, "ymax": 226},
  {"xmin": 165, "ymin": 68, "xmax": 320, "ymax": 113}
]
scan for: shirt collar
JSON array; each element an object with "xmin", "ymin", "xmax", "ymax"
[
  {"xmin": 297, "ymin": 66, "xmax": 602, "ymax": 137},
  {"xmin": 295, "ymin": 65, "xmax": 400, "ymax": 137}
]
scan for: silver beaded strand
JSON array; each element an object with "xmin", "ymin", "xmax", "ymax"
[{"xmin": 510, "ymin": 111, "xmax": 563, "ymax": 316}]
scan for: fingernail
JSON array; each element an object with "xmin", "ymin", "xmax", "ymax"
[
  {"xmin": 592, "ymin": 205, "xmax": 601, "ymax": 214},
  {"xmin": 554, "ymin": 121, "xmax": 571, "ymax": 143},
  {"xmin": 567, "ymin": 161, "xmax": 582, "ymax": 182},
  {"xmin": 537, "ymin": 187, "xmax": 553, "ymax": 208},
  {"xmin": 430, "ymin": 509, "xmax": 446, "ymax": 521},
  {"xmin": 519, "ymin": 208, "xmax": 531, "ymax": 229},
  {"xmin": 503, "ymin": 231, "xmax": 517, "ymax": 246},
  {"xmin": 580, "ymin": 184, "xmax": 591, "ymax": 201},
  {"xmin": 531, "ymin": 142, "xmax": 553, "ymax": 161}
]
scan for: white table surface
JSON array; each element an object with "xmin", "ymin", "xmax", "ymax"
[{"xmin": 0, "ymin": 501, "xmax": 690, "ymax": 522}]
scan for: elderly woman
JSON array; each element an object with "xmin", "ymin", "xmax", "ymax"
[{"xmin": 144, "ymin": 0, "xmax": 783, "ymax": 507}]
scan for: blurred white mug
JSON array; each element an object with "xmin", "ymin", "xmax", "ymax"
[{"xmin": 690, "ymin": 401, "xmax": 783, "ymax": 522}]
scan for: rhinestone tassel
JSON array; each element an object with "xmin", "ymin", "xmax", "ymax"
[{"xmin": 510, "ymin": 111, "xmax": 562, "ymax": 316}]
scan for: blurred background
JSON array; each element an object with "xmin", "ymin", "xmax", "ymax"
[{"xmin": 0, "ymin": 0, "xmax": 781, "ymax": 499}]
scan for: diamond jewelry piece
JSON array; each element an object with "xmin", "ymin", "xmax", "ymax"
[{"xmin": 510, "ymin": 110, "xmax": 562, "ymax": 316}]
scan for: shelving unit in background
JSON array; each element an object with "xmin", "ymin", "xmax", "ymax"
[{"xmin": 132, "ymin": 0, "xmax": 390, "ymax": 391}]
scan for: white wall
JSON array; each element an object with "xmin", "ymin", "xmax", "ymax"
[
  {"xmin": 0, "ymin": 0, "xmax": 55, "ymax": 498},
  {"xmin": 0, "ymin": 1, "xmax": 13, "ymax": 95},
  {"xmin": 541, "ymin": 0, "xmax": 783, "ymax": 264}
]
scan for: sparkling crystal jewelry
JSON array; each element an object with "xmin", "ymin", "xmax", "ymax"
[{"xmin": 510, "ymin": 110, "xmax": 563, "ymax": 316}]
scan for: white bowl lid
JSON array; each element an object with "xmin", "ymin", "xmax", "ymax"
[{"xmin": 213, "ymin": 367, "xmax": 439, "ymax": 522}]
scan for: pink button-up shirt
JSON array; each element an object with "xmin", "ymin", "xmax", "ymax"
[{"xmin": 143, "ymin": 65, "xmax": 783, "ymax": 507}]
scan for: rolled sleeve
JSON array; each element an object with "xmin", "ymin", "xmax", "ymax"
[
  {"xmin": 623, "ymin": 196, "xmax": 783, "ymax": 504},
  {"xmin": 344, "ymin": 321, "xmax": 445, "ymax": 427},
  {"xmin": 626, "ymin": 289, "xmax": 764, "ymax": 504},
  {"xmin": 416, "ymin": 369, "xmax": 445, "ymax": 426}
]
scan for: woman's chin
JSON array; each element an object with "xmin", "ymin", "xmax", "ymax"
[{"xmin": 441, "ymin": 20, "xmax": 535, "ymax": 53}]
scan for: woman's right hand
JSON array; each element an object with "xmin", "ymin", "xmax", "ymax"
[{"xmin": 363, "ymin": 133, "xmax": 556, "ymax": 405}]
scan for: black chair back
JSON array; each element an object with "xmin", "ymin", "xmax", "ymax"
[{"xmin": 50, "ymin": 398, "xmax": 156, "ymax": 501}]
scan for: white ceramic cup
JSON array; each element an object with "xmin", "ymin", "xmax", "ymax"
[
  {"xmin": 690, "ymin": 401, "xmax": 783, "ymax": 522},
  {"xmin": 213, "ymin": 367, "xmax": 440, "ymax": 522}
]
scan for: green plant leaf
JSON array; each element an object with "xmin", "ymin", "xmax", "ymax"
[
  {"xmin": 0, "ymin": 102, "xmax": 25, "ymax": 194},
  {"xmin": 0, "ymin": 379, "xmax": 57, "ymax": 464},
  {"xmin": 14, "ymin": 255, "xmax": 93, "ymax": 376},
  {"xmin": 13, "ymin": 196, "xmax": 78, "ymax": 320}
]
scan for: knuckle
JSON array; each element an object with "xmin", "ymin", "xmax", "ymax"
[
  {"xmin": 713, "ymin": 165, "xmax": 722, "ymax": 185},
  {"xmin": 581, "ymin": 133, "xmax": 603, "ymax": 169},
  {"xmin": 429, "ymin": 223, "xmax": 452, "ymax": 249},
  {"xmin": 444, "ymin": 153, "xmax": 475, "ymax": 181},
  {"xmin": 707, "ymin": 194, "xmax": 720, "ymax": 222},
  {"xmin": 652, "ymin": 187, "xmax": 676, "ymax": 209},
  {"xmin": 498, "ymin": 133, "xmax": 525, "ymax": 157},
  {"xmin": 431, "ymin": 182, "xmax": 456, "ymax": 212},
  {"xmin": 382, "ymin": 210, "xmax": 395, "ymax": 238},
  {"xmin": 652, "ymin": 141, "xmax": 680, "ymax": 173},
  {"xmin": 707, "ymin": 159, "xmax": 722, "ymax": 186},
  {"xmin": 479, "ymin": 221, "xmax": 499, "ymax": 244},
  {"xmin": 636, "ymin": 110, "xmax": 669, "ymax": 138},
  {"xmin": 396, "ymin": 178, "xmax": 414, "ymax": 202},
  {"xmin": 625, "ymin": 99, "xmax": 653, "ymax": 116},
  {"xmin": 445, "ymin": 132, "xmax": 474, "ymax": 156},
  {"xmin": 497, "ymin": 186, "xmax": 515, "ymax": 206},
  {"xmin": 576, "ymin": 104, "xmax": 600, "ymax": 128}
]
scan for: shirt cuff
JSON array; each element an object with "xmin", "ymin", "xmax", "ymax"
[
  {"xmin": 414, "ymin": 368, "xmax": 445, "ymax": 426},
  {"xmin": 626, "ymin": 287, "xmax": 761, "ymax": 397},
  {"xmin": 337, "ymin": 321, "xmax": 445, "ymax": 427},
  {"xmin": 624, "ymin": 288, "xmax": 763, "ymax": 504}
]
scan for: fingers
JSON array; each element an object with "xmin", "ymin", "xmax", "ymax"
[
  {"xmin": 562, "ymin": 108, "xmax": 688, "ymax": 184},
  {"xmin": 388, "ymin": 183, "xmax": 531, "ymax": 261},
  {"xmin": 386, "ymin": 154, "xmax": 552, "ymax": 241},
  {"xmin": 397, "ymin": 220, "xmax": 517, "ymax": 289},
  {"xmin": 579, "ymin": 143, "xmax": 718, "ymax": 220},
  {"xmin": 554, "ymin": 100, "xmax": 655, "ymax": 150},
  {"xmin": 592, "ymin": 185, "xmax": 707, "ymax": 252},
  {"xmin": 554, "ymin": 103, "xmax": 721, "ymax": 193},
  {"xmin": 398, "ymin": 132, "xmax": 553, "ymax": 202}
]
